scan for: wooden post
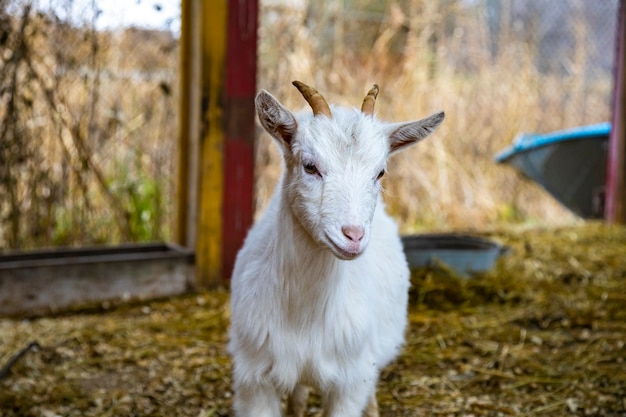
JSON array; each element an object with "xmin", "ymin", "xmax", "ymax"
[
  {"xmin": 222, "ymin": 0, "xmax": 258, "ymax": 279},
  {"xmin": 606, "ymin": 0, "xmax": 626, "ymax": 223},
  {"xmin": 197, "ymin": 0, "xmax": 228, "ymax": 286},
  {"xmin": 177, "ymin": 0, "xmax": 257, "ymax": 286}
]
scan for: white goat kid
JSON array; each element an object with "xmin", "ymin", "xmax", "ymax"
[{"xmin": 228, "ymin": 81, "xmax": 444, "ymax": 417}]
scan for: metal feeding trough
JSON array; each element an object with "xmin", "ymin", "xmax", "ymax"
[
  {"xmin": 402, "ymin": 234, "xmax": 508, "ymax": 276},
  {"xmin": 0, "ymin": 243, "xmax": 194, "ymax": 316}
]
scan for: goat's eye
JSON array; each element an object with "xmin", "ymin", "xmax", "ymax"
[
  {"xmin": 376, "ymin": 169, "xmax": 385, "ymax": 180},
  {"xmin": 303, "ymin": 162, "xmax": 319, "ymax": 176}
]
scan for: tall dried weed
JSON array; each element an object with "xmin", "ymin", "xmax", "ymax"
[{"xmin": 256, "ymin": 0, "xmax": 615, "ymax": 232}]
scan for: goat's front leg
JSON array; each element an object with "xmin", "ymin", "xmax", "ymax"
[
  {"xmin": 232, "ymin": 382, "xmax": 282, "ymax": 417},
  {"xmin": 286, "ymin": 384, "xmax": 310, "ymax": 417},
  {"xmin": 323, "ymin": 382, "xmax": 377, "ymax": 417},
  {"xmin": 363, "ymin": 393, "xmax": 379, "ymax": 417}
]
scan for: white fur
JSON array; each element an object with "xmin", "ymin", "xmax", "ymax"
[{"xmin": 228, "ymin": 85, "xmax": 444, "ymax": 417}]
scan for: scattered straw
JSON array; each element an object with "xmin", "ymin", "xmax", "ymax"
[{"xmin": 1, "ymin": 223, "xmax": 625, "ymax": 416}]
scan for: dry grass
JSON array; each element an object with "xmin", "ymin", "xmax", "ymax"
[
  {"xmin": 1, "ymin": 6, "xmax": 178, "ymax": 248},
  {"xmin": 1, "ymin": 1, "xmax": 616, "ymax": 248},
  {"xmin": 256, "ymin": 0, "xmax": 614, "ymax": 231},
  {"xmin": 1, "ymin": 223, "xmax": 625, "ymax": 416}
]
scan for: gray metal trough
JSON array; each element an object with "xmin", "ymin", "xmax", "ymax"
[
  {"xmin": 402, "ymin": 234, "xmax": 509, "ymax": 276},
  {"xmin": 0, "ymin": 243, "xmax": 194, "ymax": 316}
]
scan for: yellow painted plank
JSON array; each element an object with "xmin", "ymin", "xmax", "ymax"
[{"xmin": 196, "ymin": 0, "xmax": 227, "ymax": 286}]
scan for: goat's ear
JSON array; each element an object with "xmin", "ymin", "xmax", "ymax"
[
  {"xmin": 385, "ymin": 111, "xmax": 445, "ymax": 154},
  {"xmin": 255, "ymin": 90, "xmax": 298, "ymax": 151}
]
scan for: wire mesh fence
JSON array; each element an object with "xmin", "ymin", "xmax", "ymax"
[
  {"xmin": 263, "ymin": 0, "xmax": 618, "ymax": 130},
  {"xmin": 0, "ymin": 0, "xmax": 621, "ymax": 249}
]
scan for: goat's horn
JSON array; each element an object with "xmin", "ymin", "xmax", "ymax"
[
  {"xmin": 292, "ymin": 80, "xmax": 332, "ymax": 118},
  {"xmin": 361, "ymin": 84, "xmax": 379, "ymax": 115}
]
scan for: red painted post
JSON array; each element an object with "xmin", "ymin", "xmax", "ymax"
[
  {"xmin": 606, "ymin": 0, "xmax": 626, "ymax": 223},
  {"xmin": 222, "ymin": 0, "xmax": 258, "ymax": 278}
]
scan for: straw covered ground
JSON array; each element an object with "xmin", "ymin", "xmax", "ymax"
[{"xmin": 1, "ymin": 223, "xmax": 625, "ymax": 416}]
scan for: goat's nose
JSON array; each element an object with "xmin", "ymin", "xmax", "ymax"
[{"xmin": 342, "ymin": 225, "xmax": 365, "ymax": 242}]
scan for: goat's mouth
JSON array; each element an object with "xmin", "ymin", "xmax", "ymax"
[{"xmin": 324, "ymin": 233, "xmax": 364, "ymax": 260}]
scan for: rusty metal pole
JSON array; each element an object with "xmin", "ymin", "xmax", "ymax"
[
  {"xmin": 606, "ymin": 0, "xmax": 626, "ymax": 223},
  {"xmin": 177, "ymin": 0, "xmax": 201, "ymax": 250}
]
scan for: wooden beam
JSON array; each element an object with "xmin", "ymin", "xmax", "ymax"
[
  {"xmin": 606, "ymin": 0, "xmax": 626, "ymax": 223},
  {"xmin": 178, "ymin": 0, "xmax": 257, "ymax": 286},
  {"xmin": 195, "ymin": 0, "xmax": 228, "ymax": 286},
  {"xmin": 222, "ymin": 0, "xmax": 258, "ymax": 279}
]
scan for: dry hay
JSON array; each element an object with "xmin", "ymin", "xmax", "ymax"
[{"xmin": 1, "ymin": 223, "xmax": 625, "ymax": 416}]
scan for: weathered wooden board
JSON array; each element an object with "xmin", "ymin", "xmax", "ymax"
[{"xmin": 0, "ymin": 244, "xmax": 194, "ymax": 316}]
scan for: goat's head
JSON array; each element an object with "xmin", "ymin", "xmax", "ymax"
[{"xmin": 255, "ymin": 81, "xmax": 444, "ymax": 260}]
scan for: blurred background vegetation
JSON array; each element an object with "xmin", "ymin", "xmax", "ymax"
[
  {"xmin": 0, "ymin": 0, "xmax": 620, "ymax": 250},
  {"xmin": 0, "ymin": 0, "xmax": 178, "ymax": 249}
]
